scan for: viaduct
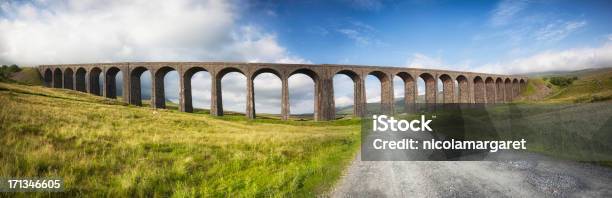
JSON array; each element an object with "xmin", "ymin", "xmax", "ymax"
[{"xmin": 38, "ymin": 62, "xmax": 527, "ymax": 121}]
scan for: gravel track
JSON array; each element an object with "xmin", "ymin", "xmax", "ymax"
[{"xmin": 331, "ymin": 152, "xmax": 612, "ymax": 197}]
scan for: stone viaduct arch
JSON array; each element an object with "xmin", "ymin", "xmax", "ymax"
[
  {"xmin": 396, "ymin": 72, "xmax": 415, "ymax": 113},
  {"xmin": 53, "ymin": 68, "xmax": 62, "ymax": 88},
  {"xmin": 152, "ymin": 66, "xmax": 178, "ymax": 109},
  {"xmin": 368, "ymin": 71, "xmax": 393, "ymax": 114},
  {"xmin": 214, "ymin": 67, "xmax": 246, "ymax": 116},
  {"xmin": 473, "ymin": 76, "xmax": 485, "ymax": 103},
  {"xmin": 75, "ymin": 68, "xmax": 87, "ymax": 92},
  {"xmin": 88, "ymin": 67, "xmax": 102, "ymax": 96},
  {"xmin": 334, "ymin": 70, "xmax": 363, "ymax": 117},
  {"xmin": 512, "ymin": 79, "xmax": 520, "ymax": 98},
  {"xmin": 439, "ymin": 74, "xmax": 454, "ymax": 103},
  {"xmin": 504, "ymin": 78, "xmax": 512, "ymax": 102},
  {"xmin": 181, "ymin": 66, "xmax": 208, "ymax": 113},
  {"xmin": 456, "ymin": 75, "xmax": 469, "ymax": 103},
  {"xmin": 419, "ymin": 73, "xmax": 437, "ymax": 104},
  {"xmin": 104, "ymin": 67, "xmax": 122, "ymax": 99},
  {"xmin": 44, "ymin": 68, "xmax": 52, "ymax": 87},
  {"xmin": 251, "ymin": 68, "xmax": 283, "ymax": 119},
  {"xmin": 39, "ymin": 62, "xmax": 527, "ymax": 121},
  {"xmin": 129, "ymin": 66, "xmax": 149, "ymax": 106},
  {"xmin": 495, "ymin": 78, "xmax": 503, "ymax": 103},
  {"xmin": 63, "ymin": 68, "xmax": 74, "ymax": 90}
]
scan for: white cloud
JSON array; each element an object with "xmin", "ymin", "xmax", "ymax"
[
  {"xmin": 335, "ymin": 96, "xmax": 353, "ymax": 107},
  {"xmin": 337, "ymin": 28, "xmax": 371, "ymax": 46},
  {"xmin": 227, "ymin": 25, "xmax": 310, "ymax": 64},
  {"xmin": 405, "ymin": 53, "xmax": 445, "ymax": 69},
  {"xmin": 333, "ymin": 75, "xmax": 355, "ymax": 107},
  {"xmin": 0, "ymin": 0, "xmax": 315, "ymax": 114},
  {"xmin": 535, "ymin": 20, "xmax": 587, "ymax": 42},
  {"xmin": 490, "ymin": 0, "xmax": 529, "ymax": 27},
  {"xmin": 405, "ymin": 41, "xmax": 612, "ymax": 76},
  {"xmin": 477, "ymin": 42, "xmax": 612, "ymax": 74},
  {"xmin": 336, "ymin": 20, "xmax": 382, "ymax": 47},
  {"xmin": 0, "ymin": 0, "xmax": 306, "ymax": 65}
]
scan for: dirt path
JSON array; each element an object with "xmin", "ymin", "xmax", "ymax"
[{"xmin": 331, "ymin": 152, "xmax": 612, "ymax": 197}]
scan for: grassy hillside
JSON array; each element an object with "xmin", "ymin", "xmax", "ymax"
[
  {"xmin": 10, "ymin": 67, "xmax": 44, "ymax": 86},
  {"xmin": 515, "ymin": 78, "xmax": 552, "ymax": 101},
  {"xmin": 0, "ymin": 66, "xmax": 43, "ymax": 86},
  {"xmin": 0, "ymin": 82, "xmax": 360, "ymax": 197},
  {"xmin": 520, "ymin": 67, "xmax": 612, "ymax": 103}
]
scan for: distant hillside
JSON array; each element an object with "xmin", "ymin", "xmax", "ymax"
[{"xmin": 521, "ymin": 67, "xmax": 612, "ymax": 78}]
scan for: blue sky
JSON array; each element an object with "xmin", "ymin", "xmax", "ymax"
[
  {"xmin": 239, "ymin": 0, "xmax": 612, "ymax": 72},
  {"xmin": 1, "ymin": 0, "xmax": 611, "ymax": 114}
]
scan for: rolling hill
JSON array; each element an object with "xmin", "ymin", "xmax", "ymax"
[{"xmin": 0, "ymin": 82, "xmax": 360, "ymax": 197}]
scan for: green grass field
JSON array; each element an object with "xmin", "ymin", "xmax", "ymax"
[{"xmin": 0, "ymin": 82, "xmax": 360, "ymax": 197}]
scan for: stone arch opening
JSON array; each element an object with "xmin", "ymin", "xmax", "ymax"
[
  {"xmin": 366, "ymin": 72, "xmax": 382, "ymax": 106},
  {"xmin": 439, "ymin": 74, "xmax": 454, "ymax": 103},
  {"xmin": 129, "ymin": 67, "xmax": 150, "ymax": 106},
  {"xmin": 419, "ymin": 73, "xmax": 436, "ymax": 104},
  {"xmin": 216, "ymin": 67, "xmax": 246, "ymax": 116},
  {"xmin": 367, "ymin": 71, "xmax": 392, "ymax": 113},
  {"xmin": 75, "ymin": 68, "xmax": 87, "ymax": 92},
  {"xmin": 43, "ymin": 68, "xmax": 52, "ymax": 87},
  {"xmin": 456, "ymin": 75, "xmax": 469, "ymax": 103},
  {"xmin": 396, "ymin": 72, "xmax": 415, "ymax": 113},
  {"xmin": 104, "ymin": 67, "xmax": 123, "ymax": 99},
  {"xmin": 88, "ymin": 67, "xmax": 103, "ymax": 96},
  {"xmin": 504, "ymin": 78, "xmax": 512, "ymax": 102},
  {"xmin": 334, "ymin": 70, "xmax": 359, "ymax": 117},
  {"xmin": 519, "ymin": 79, "xmax": 526, "ymax": 93},
  {"xmin": 182, "ymin": 67, "xmax": 209, "ymax": 113},
  {"xmin": 473, "ymin": 76, "xmax": 485, "ymax": 103},
  {"xmin": 485, "ymin": 77, "xmax": 495, "ymax": 103},
  {"xmin": 63, "ymin": 68, "xmax": 74, "ymax": 90},
  {"xmin": 495, "ymin": 78, "xmax": 504, "ymax": 103},
  {"xmin": 288, "ymin": 68, "xmax": 319, "ymax": 120},
  {"xmin": 252, "ymin": 68, "xmax": 282, "ymax": 118},
  {"xmin": 153, "ymin": 66, "xmax": 178, "ymax": 109},
  {"xmin": 53, "ymin": 68, "xmax": 62, "ymax": 88}
]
